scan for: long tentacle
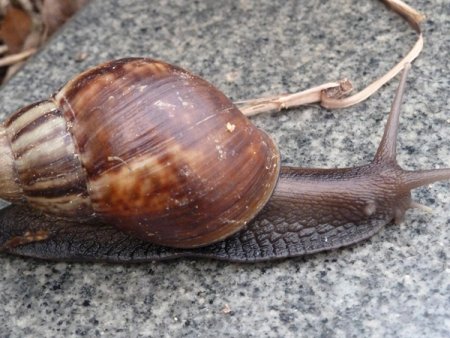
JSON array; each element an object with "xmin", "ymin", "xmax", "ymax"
[{"xmin": 374, "ymin": 63, "xmax": 411, "ymax": 163}]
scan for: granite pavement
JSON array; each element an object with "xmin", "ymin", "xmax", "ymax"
[{"xmin": 0, "ymin": 0, "xmax": 448, "ymax": 337}]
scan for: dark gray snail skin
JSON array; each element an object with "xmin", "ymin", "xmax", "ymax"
[{"xmin": 0, "ymin": 62, "xmax": 449, "ymax": 263}]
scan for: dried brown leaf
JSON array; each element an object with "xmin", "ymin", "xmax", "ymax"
[{"xmin": 0, "ymin": 5, "xmax": 32, "ymax": 53}]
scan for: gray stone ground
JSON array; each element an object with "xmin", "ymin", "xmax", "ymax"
[{"xmin": 0, "ymin": 0, "xmax": 448, "ymax": 337}]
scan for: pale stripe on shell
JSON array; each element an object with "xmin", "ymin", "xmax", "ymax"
[{"xmin": 6, "ymin": 99, "xmax": 93, "ymax": 217}]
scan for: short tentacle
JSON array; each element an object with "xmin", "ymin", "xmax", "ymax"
[{"xmin": 403, "ymin": 169, "xmax": 450, "ymax": 191}]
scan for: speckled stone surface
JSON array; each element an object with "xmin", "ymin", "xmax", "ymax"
[{"xmin": 0, "ymin": 0, "xmax": 449, "ymax": 337}]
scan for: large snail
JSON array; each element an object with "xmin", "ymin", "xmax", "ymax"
[{"xmin": 0, "ymin": 58, "xmax": 448, "ymax": 262}]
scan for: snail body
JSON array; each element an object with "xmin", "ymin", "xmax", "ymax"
[{"xmin": 0, "ymin": 59, "xmax": 449, "ymax": 262}]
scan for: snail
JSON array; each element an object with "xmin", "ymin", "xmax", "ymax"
[{"xmin": 0, "ymin": 58, "xmax": 448, "ymax": 262}]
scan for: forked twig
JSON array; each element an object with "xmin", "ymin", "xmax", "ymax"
[
  {"xmin": 236, "ymin": 80, "xmax": 353, "ymax": 117},
  {"xmin": 236, "ymin": 0, "xmax": 425, "ymax": 116}
]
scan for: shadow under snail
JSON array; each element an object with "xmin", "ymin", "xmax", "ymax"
[{"xmin": 0, "ymin": 58, "xmax": 448, "ymax": 262}]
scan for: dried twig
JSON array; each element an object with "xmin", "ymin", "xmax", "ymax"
[
  {"xmin": 237, "ymin": 0, "xmax": 424, "ymax": 116},
  {"xmin": 0, "ymin": 48, "xmax": 36, "ymax": 67},
  {"xmin": 321, "ymin": 0, "xmax": 424, "ymax": 109},
  {"xmin": 236, "ymin": 80, "xmax": 353, "ymax": 117}
]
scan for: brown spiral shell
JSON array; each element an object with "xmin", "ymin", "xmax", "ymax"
[{"xmin": 0, "ymin": 58, "xmax": 280, "ymax": 248}]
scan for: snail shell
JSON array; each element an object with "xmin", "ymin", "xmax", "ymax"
[{"xmin": 0, "ymin": 58, "xmax": 280, "ymax": 248}]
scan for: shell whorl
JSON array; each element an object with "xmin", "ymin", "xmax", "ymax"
[
  {"xmin": 0, "ymin": 58, "xmax": 280, "ymax": 248},
  {"xmin": 0, "ymin": 125, "xmax": 23, "ymax": 202},
  {"xmin": 0, "ymin": 100, "xmax": 93, "ymax": 217}
]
